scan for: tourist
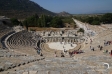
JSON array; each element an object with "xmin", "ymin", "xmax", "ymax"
[
  {"xmin": 90, "ymin": 46, "xmax": 91, "ymax": 49},
  {"xmin": 69, "ymin": 52, "xmax": 72, "ymax": 57},
  {"xmin": 100, "ymin": 46, "xmax": 103, "ymax": 51},
  {"xmin": 37, "ymin": 48, "xmax": 41, "ymax": 54},
  {"xmin": 104, "ymin": 40, "xmax": 107, "ymax": 46},
  {"xmin": 111, "ymin": 50, "xmax": 112, "ymax": 56},
  {"xmin": 103, "ymin": 49, "xmax": 106, "ymax": 53},
  {"xmin": 55, "ymin": 54, "xmax": 57, "ymax": 57},
  {"xmin": 98, "ymin": 45, "xmax": 100, "ymax": 48},
  {"xmin": 106, "ymin": 41, "xmax": 109, "ymax": 45},
  {"xmin": 40, "ymin": 53, "xmax": 43, "ymax": 56},
  {"xmin": 108, "ymin": 41, "xmax": 111, "ymax": 45},
  {"xmin": 63, "ymin": 46, "xmax": 64, "ymax": 48},
  {"xmin": 104, "ymin": 42, "xmax": 106, "ymax": 46},
  {"xmin": 90, "ymin": 46, "xmax": 94, "ymax": 51},
  {"xmin": 54, "ymin": 51, "xmax": 57, "ymax": 57},
  {"xmin": 61, "ymin": 52, "xmax": 65, "ymax": 57},
  {"xmin": 90, "ymin": 38, "xmax": 92, "ymax": 44},
  {"xmin": 55, "ymin": 51, "xmax": 57, "ymax": 54},
  {"xmin": 92, "ymin": 47, "xmax": 94, "ymax": 51},
  {"xmin": 106, "ymin": 50, "xmax": 108, "ymax": 53},
  {"xmin": 64, "ymin": 49, "xmax": 67, "ymax": 53}
]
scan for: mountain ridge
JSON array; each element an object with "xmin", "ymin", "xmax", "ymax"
[
  {"xmin": 58, "ymin": 11, "xmax": 71, "ymax": 16},
  {"xmin": 0, "ymin": 0, "xmax": 55, "ymax": 19}
]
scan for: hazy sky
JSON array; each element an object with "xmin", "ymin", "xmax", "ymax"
[{"xmin": 31, "ymin": 0, "xmax": 112, "ymax": 14}]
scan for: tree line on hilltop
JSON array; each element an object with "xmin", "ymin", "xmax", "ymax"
[
  {"xmin": 74, "ymin": 13, "xmax": 112, "ymax": 25},
  {"xmin": 10, "ymin": 13, "xmax": 112, "ymax": 29},
  {"xmin": 23, "ymin": 14, "xmax": 64, "ymax": 28},
  {"xmin": 10, "ymin": 14, "xmax": 75, "ymax": 28}
]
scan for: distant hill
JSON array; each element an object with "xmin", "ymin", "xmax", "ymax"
[
  {"xmin": 58, "ymin": 11, "xmax": 71, "ymax": 16},
  {"xmin": 0, "ymin": 0, "xmax": 56, "ymax": 19}
]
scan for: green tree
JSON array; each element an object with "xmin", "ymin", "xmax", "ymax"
[
  {"xmin": 10, "ymin": 18, "xmax": 20, "ymax": 25},
  {"xmin": 91, "ymin": 21, "xmax": 100, "ymax": 25},
  {"xmin": 51, "ymin": 17, "xmax": 64, "ymax": 28},
  {"xmin": 40, "ymin": 14, "xmax": 46, "ymax": 27},
  {"xmin": 101, "ymin": 13, "xmax": 112, "ymax": 24},
  {"xmin": 23, "ymin": 20, "xmax": 28, "ymax": 30},
  {"xmin": 78, "ymin": 28, "xmax": 84, "ymax": 33}
]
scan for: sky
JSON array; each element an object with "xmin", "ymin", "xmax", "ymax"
[{"xmin": 31, "ymin": 0, "xmax": 112, "ymax": 14}]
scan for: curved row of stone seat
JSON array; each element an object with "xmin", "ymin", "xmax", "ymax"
[
  {"xmin": 0, "ymin": 21, "xmax": 14, "ymax": 48},
  {"xmin": 7, "ymin": 32, "xmax": 29, "ymax": 48},
  {"xmin": 0, "ymin": 50, "xmax": 27, "ymax": 57},
  {"xmin": 6, "ymin": 30, "xmax": 37, "ymax": 49},
  {"xmin": 0, "ymin": 28, "xmax": 13, "ymax": 49}
]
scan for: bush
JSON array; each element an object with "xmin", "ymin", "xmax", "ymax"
[
  {"xmin": 91, "ymin": 21, "xmax": 100, "ymax": 25},
  {"xmin": 10, "ymin": 18, "xmax": 20, "ymax": 25},
  {"xmin": 78, "ymin": 28, "xmax": 84, "ymax": 33}
]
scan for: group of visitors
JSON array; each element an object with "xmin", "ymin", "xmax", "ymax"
[
  {"xmin": 54, "ymin": 51, "xmax": 65, "ymax": 57},
  {"xmin": 90, "ymin": 39, "xmax": 112, "ymax": 57},
  {"xmin": 104, "ymin": 40, "xmax": 112, "ymax": 46},
  {"xmin": 90, "ymin": 46, "xmax": 94, "ymax": 51},
  {"xmin": 61, "ymin": 52, "xmax": 65, "ymax": 57},
  {"xmin": 104, "ymin": 40, "xmax": 112, "ymax": 56},
  {"xmin": 111, "ymin": 50, "xmax": 112, "ymax": 56},
  {"xmin": 69, "ymin": 50, "xmax": 83, "ymax": 57},
  {"xmin": 90, "ymin": 45, "xmax": 104, "ymax": 51},
  {"xmin": 98, "ymin": 45, "xmax": 103, "ymax": 51},
  {"xmin": 90, "ymin": 40, "xmax": 108, "ymax": 51}
]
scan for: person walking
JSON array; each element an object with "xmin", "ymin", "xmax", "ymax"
[
  {"xmin": 98, "ymin": 45, "xmax": 100, "ymax": 48},
  {"xmin": 92, "ymin": 47, "xmax": 94, "ymax": 51},
  {"xmin": 111, "ymin": 50, "xmax": 112, "ymax": 56},
  {"xmin": 90, "ymin": 46, "xmax": 92, "ymax": 50},
  {"xmin": 100, "ymin": 46, "xmax": 103, "ymax": 51}
]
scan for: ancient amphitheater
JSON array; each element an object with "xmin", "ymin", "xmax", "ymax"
[{"xmin": 0, "ymin": 18, "xmax": 112, "ymax": 74}]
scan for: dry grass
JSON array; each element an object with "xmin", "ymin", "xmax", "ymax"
[
  {"xmin": 28, "ymin": 27, "xmax": 60, "ymax": 31},
  {"xmin": 28, "ymin": 27, "xmax": 75, "ymax": 31}
]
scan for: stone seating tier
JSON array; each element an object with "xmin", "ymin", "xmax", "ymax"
[{"xmin": 6, "ymin": 30, "xmax": 37, "ymax": 49}]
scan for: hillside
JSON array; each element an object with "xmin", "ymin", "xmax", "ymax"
[
  {"xmin": 0, "ymin": 0, "xmax": 55, "ymax": 19},
  {"xmin": 58, "ymin": 11, "xmax": 71, "ymax": 16}
]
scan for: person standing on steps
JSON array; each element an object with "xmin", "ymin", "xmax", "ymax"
[
  {"xmin": 90, "ymin": 46, "xmax": 92, "ymax": 50},
  {"xmin": 98, "ymin": 45, "xmax": 100, "ymax": 48},
  {"xmin": 100, "ymin": 46, "xmax": 103, "ymax": 51},
  {"xmin": 110, "ymin": 50, "xmax": 112, "ymax": 56},
  {"xmin": 54, "ymin": 51, "xmax": 58, "ymax": 57},
  {"xmin": 69, "ymin": 51, "xmax": 72, "ymax": 57},
  {"xmin": 90, "ymin": 38, "xmax": 93, "ymax": 44},
  {"xmin": 40, "ymin": 53, "xmax": 43, "ymax": 56},
  {"xmin": 92, "ymin": 47, "xmax": 94, "ymax": 51},
  {"xmin": 61, "ymin": 52, "xmax": 65, "ymax": 57}
]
